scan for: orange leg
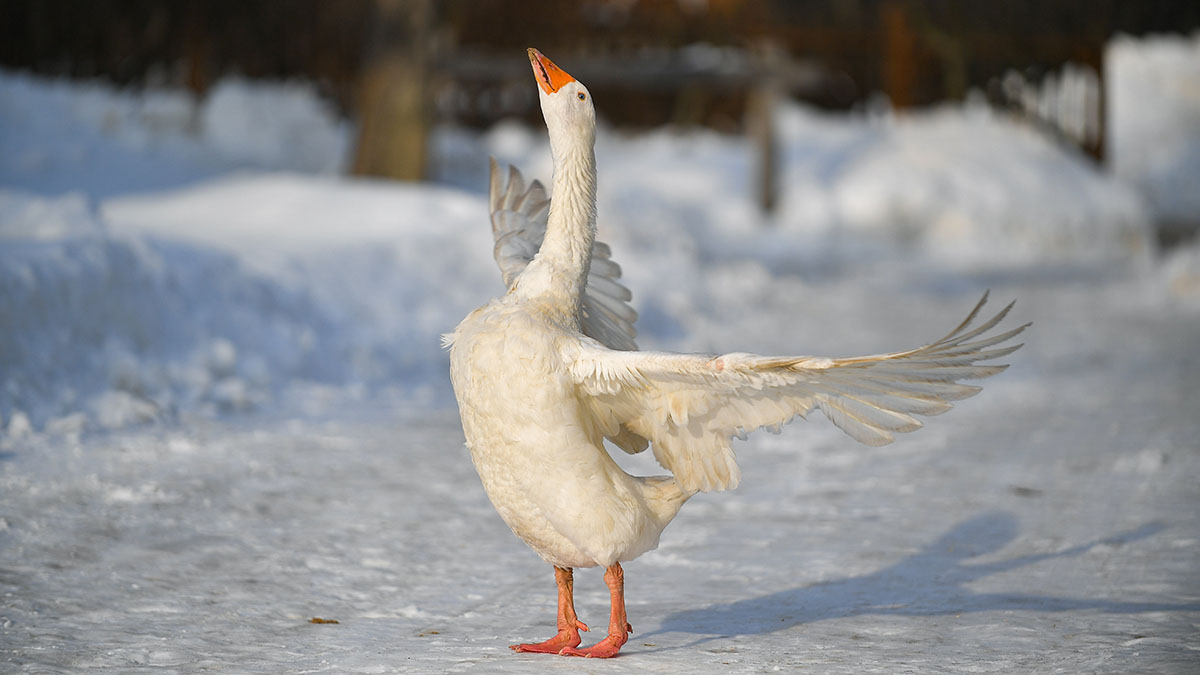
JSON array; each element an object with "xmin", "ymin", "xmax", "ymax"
[
  {"xmin": 511, "ymin": 566, "xmax": 590, "ymax": 653},
  {"xmin": 560, "ymin": 562, "xmax": 632, "ymax": 658}
]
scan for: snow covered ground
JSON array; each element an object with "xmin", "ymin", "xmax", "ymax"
[{"xmin": 2, "ymin": 35, "xmax": 1199, "ymax": 672}]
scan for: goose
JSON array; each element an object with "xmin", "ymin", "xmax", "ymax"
[{"xmin": 446, "ymin": 48, "xmax": 1027, "ymax": 659}]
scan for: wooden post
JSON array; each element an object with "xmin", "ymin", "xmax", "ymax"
[
  {"xmin": 881, "ymin": 1, "xmax": 916, "ymax": 108},
  {"xmin": 747, "ymin": 42, "xmax": 781, "ymax": 216},
  {"xmin": 1083, "ymin": 46, "xmax": 1105, "ymax": 164},
  {"xmin": 182, "ymin": 0, "xmax": 211, "ymax": 97},
  {"xmin": 352, "ymin": 0, "xmax": 430, "ymax": 181}
]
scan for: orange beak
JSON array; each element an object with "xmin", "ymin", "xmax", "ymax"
[{"xmin": 528, "ymin": 48, "xmax": 575, "ymax": 95}]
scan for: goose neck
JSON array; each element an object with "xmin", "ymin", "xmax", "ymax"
[{"xmin": 515, "ymin": 137, "xmax": 597, "ymax": 318}]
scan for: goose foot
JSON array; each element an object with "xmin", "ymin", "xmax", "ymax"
[
  {"xmin": 559, "ymin": 563, "xmax": 631, "ymax": 658},
  {"xmin": 510, "ymin": 566, "xmax": 588, "ymax": 654},
  {"xmin": 510, "ymin": 624, "xmax": 588, "ymax": 653},
  {"xmin": 558, "ymin": 622, "xmax": 631, "ymax": 658}
]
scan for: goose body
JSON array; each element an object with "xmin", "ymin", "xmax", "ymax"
[
  {"xmin": 447, "ymin": 49, "xmax": 1027, "ymax": 658},
  {"xmin": 450, "ymin": 300, "xmax": 687, "ymax": 570}
]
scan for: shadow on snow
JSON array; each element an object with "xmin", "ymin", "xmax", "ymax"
[{"xmin": 650, "ymin": 512, "xmax": 1197, "ymax": 645}]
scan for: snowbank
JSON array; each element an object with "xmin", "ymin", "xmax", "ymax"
[
  {"xmin": 200, "ymin": 77, "xmax": 350, "ymax": 173},
  {"xmin": 779, "ymin": 105, "xmax": 1151, "ymax": 263},
  {"xmin": 1, "ymin": 189, "xmax": 326, "ymax": 434},
  {"xmin": 3, "ymin": 33, "xmax": 1196, "ymax": 439},
  {"xmin": 0, "ymin": 69, "xmax": 351, "ymax": 199},
  {"xmin": 1108, "ymin": 32, "xmax": 1200, "ymax": 227},
  {"xmin": 1, "ymin": 180, "xmax": 503, "ymax": 436}
]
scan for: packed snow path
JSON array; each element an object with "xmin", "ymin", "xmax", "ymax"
[{"xmin": 3, "ymin": 275, "xmax": 1198, "ymax": 673}]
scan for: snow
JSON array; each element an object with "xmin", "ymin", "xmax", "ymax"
[
  {"xmin": 0, "ymin": 71, "xmax": 350, "ymax": 199},
  {"xmin": 199, "ymin": 77, "xmax": 352, "ymax": 174},
  {"xmin": 2, "ymin": 34, "xmax": 1199, "ymax": 673},
  {"xmin": 1108, "ymin": 32, "xmax": 1200, "ymax": 226}
]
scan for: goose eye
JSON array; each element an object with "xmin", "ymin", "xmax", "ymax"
[{"xmin": 577, "ymin": 92, "xmax": 586, "ymax": 101}]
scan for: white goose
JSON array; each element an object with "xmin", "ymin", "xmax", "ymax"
[{"xmin": 447, "ymin": 48, "xmax": 1027, "ymax": 659}]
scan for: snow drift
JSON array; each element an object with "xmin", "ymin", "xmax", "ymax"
[{"xmin": 0, "ymin": 39, "xmax": 1193, "ymax": 439}]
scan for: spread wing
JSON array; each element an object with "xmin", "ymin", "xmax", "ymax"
[
  {"xmin": 489, "ymin": 157, "xmax": 638, "ymax": 351},
  {"xmin": 567, "ymin": 293, "xmax": 1028, "ymax": 493}
]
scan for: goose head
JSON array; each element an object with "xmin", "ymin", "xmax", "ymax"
[{"xmin": 528, "ymin": 48, "xmax": 596, "ymax": 153}]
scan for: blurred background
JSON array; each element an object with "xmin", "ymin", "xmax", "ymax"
[{"xmin": 3, "ymin": 0, "xmax": 1199, "ymax": 234}]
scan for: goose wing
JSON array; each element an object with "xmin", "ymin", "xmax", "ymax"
[
  {"xmin": 568, "ymin": 293, "xmax": 1028, "ymax": 493},
  {"xmin": 489, "ymin": 157, "xmax": 638, "ymax": 351}
]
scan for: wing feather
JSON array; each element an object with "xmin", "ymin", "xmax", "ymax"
[
  {"xmin": 568, "ymin": 294, "xmax": 1028, "ymax": 492},
  {"xmin": 488, "ymin": 157, "xmax": 639, "ymax": 352}
]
